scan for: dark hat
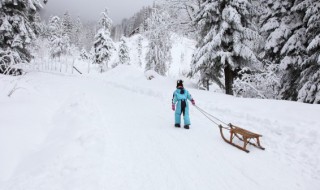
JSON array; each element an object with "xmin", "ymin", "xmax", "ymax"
[{"xmin": 176, "ymin": 80, "xmax": 183, "ymax": 88}]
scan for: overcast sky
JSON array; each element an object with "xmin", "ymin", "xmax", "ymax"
[{"xmin": 41, "ymin": 0, "xmax": 154, "ymax": 24}]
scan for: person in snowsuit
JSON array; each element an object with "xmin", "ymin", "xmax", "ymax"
[{"xmin": 172, "ymin": 80, "xmax": 195, "ymax": 129}]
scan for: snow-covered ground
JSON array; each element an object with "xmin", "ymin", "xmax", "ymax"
[{"xmin": 0, "ymin": 65, "xmax": 319, "ymax": 190}]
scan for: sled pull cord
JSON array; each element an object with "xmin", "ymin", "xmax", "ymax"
[{"xmin": 194, "ymin": 105, "xmax": 229, "ymax": 130}]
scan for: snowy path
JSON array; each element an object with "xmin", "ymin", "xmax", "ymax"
[{"xmin": 0, "ymin": 66, "xmax": 319, "ymax": 190}]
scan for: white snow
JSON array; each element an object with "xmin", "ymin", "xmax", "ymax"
[{"xmin": 0, "ymin": 64, "xmax": 320, "ymax": 190}]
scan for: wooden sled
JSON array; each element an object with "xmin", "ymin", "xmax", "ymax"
[{"xmin": 219, "ymin": 124, "xmax": 265, "ymax": 153}]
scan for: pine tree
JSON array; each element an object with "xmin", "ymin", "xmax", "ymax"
[
  {"xmin": 82, "ymin": 21, "xmax": 96, "ymax": 50},
  {"xmin": 48, "ymin": 16, "xmax": 70, "ymax": 59},
  {"xmin": 302, "ymin": 0, "xmax": 320, "ymax": 65},
  {"xmin": 118, "ymin": 36, "xmax": 130, "ymax": 65},
  {"xmin": 111, "ymin": 6, "xmax": 154, "ymax": 40},
  {"xmin": 292, "ymin": 0, "xmax": 320, "ymax": 103},
  {"xmin": 261, "ymin": 0, "xmax": 320, "ymax": 103},
  {"xmin": 190, "ymin": 0, "xmax": 261, "ymax": 94},
  {"xmin": 62, "ymin": 11, "xmax": 73, "ymax": 40},
  {"xmin": 33, "ymin": 12, "xmax": 43, "ymax": 36},
  {"xmin": 93, "ymin": 8, "xmax": 115, "ymax": 72},
  {"xmin": 160, "ymin": 0, "xmax": 201, "ymax": 37},
  {"xmin": 259, "ymin": 0, "xmax": 305, "ymax": 66},
  {"xmin": 233, "ymin": 64, "xmax": 281, "ymax": 99},
  {"xmin": 145, "ymin": 8, "xmax": 172, "ymax": 76},
  {"xmin": 0, "ymin": 0, "xmax": 46, "ymax": 74},
  {"xmin": 258, "ymin": 0, "xmax": 306, "ymax": 101},
  {"xmin": 72, "ymin": 16, "xmax": 83, "ymax": 47},
  {"xmin": 80, "ymin": 48, "xmax": 90, "ymax": 60},
  {"xmin": 137, "ymin": 35, "xmax": 143, "ymax": 67}
]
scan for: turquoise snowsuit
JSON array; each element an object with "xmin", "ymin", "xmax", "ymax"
[{"xmin": 172, "ymin": 88, "xmax": 193, "ymax": 125}]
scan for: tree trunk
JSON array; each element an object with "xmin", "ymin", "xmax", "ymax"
[{"xmin": 224, "ymin": 64, "xmax": 234, "ymax": 95}]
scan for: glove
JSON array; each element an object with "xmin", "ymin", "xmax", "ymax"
[
  {"xmin": 191, "ymin": 99, "xmax": 195, "ymax": 106},
  {"xmin": 172, "ymin": 104, "xmax": 175, "ymax": 111}
]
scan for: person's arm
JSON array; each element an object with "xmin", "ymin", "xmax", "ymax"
[
  {"xmin": 172, "ymin": 91, "xmax": 177, "ymax": 110},
  {"xmin": 187, "ymin": 91, "xmax": 195, "ymax": 105},
  {"xmin": 172, "ymin": 91, "xmax": 178, "ymax": 104}
]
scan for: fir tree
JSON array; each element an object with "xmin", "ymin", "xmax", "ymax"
[
  {"xmin": 93, "ymin": 8, "xmax": 115, "ymax": 72},
  {"xmin": 80, "ymin": 48, "xmax": 90, "ymax": 60},
  {"xmin": 82, "ymin": 21, "xmax": 96, "ymax": 50},
  {"xmin": 48, "ymin": 16, "xmax": 70, "ymax": 59},
  {"xmin": 72, "ymin": 16, "xmax": 83, "ymax": 47},
  {"xmin": 257, "ymin": 0, "xmax": 305, "ymax": 101},
  {"xmin": 118, "ymin": 36, "xmax": 130, "ymax": 65},
  {"xmin": 159, "ymin": 0, "xmax": 201, "ymax": 37},
  {"xmin": 233, "ymin": 63, "xmax": 281, "ymax": 99},
  {"xmin": 0, "ymin": 0, "xmax": 46, "ymax": 74},
  {"xmin": 302, "ymin": 0, "xmax": 320, "ymax": 65},
  {"xmin": 145, "ymin": 8, "xmax": 172, "ymax": 76},
  {"xmin": 292, "ymin": 0, "xmax": 320, "ymax": 103},
  {"xmin": 259, "ymin": 0, "xmax": 305, "ymax": 66},
  {"xmin": 190, "ymin": 0, "xmax": 261, "ymax": 94},
  {"xmin": 137, "ymin": 35, "xmax": 143, "ymax": 67},
  {"xmin": 62, "ymin": 11, "xmax": 73, "ymax": 40},
  {"xmin": 261, "ymin": 0, "xmax": 320, "ymax": 103}
]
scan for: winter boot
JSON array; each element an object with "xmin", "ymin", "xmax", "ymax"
[
  {"xmin": 184, "ymin": 125, "xmax": 190, "ymax": 129},
  {"xmin": 175, "ymin": 124, "xmax": 181, "ymax": 128}
]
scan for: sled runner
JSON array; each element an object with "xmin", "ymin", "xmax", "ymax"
[
  {"xmin": 219, "ymin": 124, "xmax": 265, "ymax": 153},
  {"xmin": 194, "ymin": 105, "xmax": 265, "ymax": 153}
]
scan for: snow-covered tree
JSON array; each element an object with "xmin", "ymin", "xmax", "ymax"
[
  {"xmin": 159, "ymin": 0, "xmax": 201, "ymax": 37},
  {"xmin": 118, "ymin": 36, "xmax": 130, "ymax": 65},
  {"xmin": 259, "ymin": 0, "xmax": 320, "ymax": 104},
  {"xmin": 302, "ymin": 0, "xmax": 320, "ymax": 65},
  {"xmin": 72, "ymin": 16, "xmax": 83, "ymax": 47},
  {"xmin": 33, "ymin": 12, "xmax": 44, "ymax": 36},
  {"xmin": 0, "ymin": 0, "xmax": 46, "ymax": 74},
  {"xmin": 257, "ymin": 0, "xmax": 304, "ymax": 101},
  {"xmin": 233, "ymin": 63, "xmax": 281, "ymax": 99},
  {"xmin": 259, "ymin": 0, "xmax": 305, "ymax": 66},
  {"xmin": 62, "ymin": 11, "xmax": 73, "ymax": 40},
  {"xmin": 291, "ymin": 0, "xmax": 320, "ymax": 104},
  {"xmin": 111, "ymin": 6, "xmax": 153, "ymax": 40},
  {"xmin": 48, "ymin": 16, "xmax": 70, "ymax": 59},
  {"xmin": 81, "ymin": 21, "xmax": 96, "ymax": 50},
  {"xmin": 297, "ymin": 66, "xmax": 320, "ymax": 103},
  {"xmin": 145, "ymin": 8, "xmax": 172, "ymax": 76},
  {"xmin": 190, "ymin": 0, "xmax": 261, "ymax": 95},
  {"xmin": 80, "ymin": 48, "xmax": 90, "ymax": 61},
  {"xmin": 137, "ymin": 35, "xmax": 143, "ymax": 67},
  {"xmin": 93, "ymin": 8, "xmax": 115, "ymax": 72}
]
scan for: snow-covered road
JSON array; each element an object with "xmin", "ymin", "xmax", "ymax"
[{"xmin": 1, "ymin": 66, "xmax": 319, "ymax": 190}]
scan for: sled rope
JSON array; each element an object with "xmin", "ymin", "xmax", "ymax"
[{"xmin": 194, "ymin": 105, "xmax": 230, "ymax": 130}]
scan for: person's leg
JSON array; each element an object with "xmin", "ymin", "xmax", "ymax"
[
  {"xmin": 183, "ymin": 105, "xmax": 190, "ymax": 129},
  {"xmin": 175, "ymin": 101, "xmax": 181, "ymax": 127}
]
